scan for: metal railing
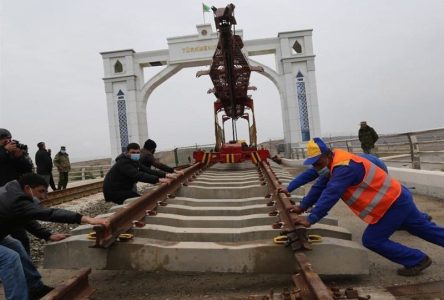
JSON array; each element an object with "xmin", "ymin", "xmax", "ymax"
[
  {"xmin": 50, "ymin": 165, "xmax": 111, "ymax": 183},
  {"xmin": 291, "ymin": 127, "xmax": 444, "ymax": 170}
]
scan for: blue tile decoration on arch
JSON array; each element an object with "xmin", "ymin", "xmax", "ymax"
[
  {"xmin": 117, "ymin": 90, "xmax": 129, "ymax": 152},
  {"xmin": 296, "ymin": 72, "xmax": 310, "ymax": 141}
]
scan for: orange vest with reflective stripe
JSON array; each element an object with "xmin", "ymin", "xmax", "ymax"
[{"xmin": 330, "ymin": 149, "xmax": 401, "ymax": 224}]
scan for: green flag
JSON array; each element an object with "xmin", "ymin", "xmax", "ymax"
[{"xmin": 202, "ymin": 3, "xmax": 211, "ymax": 13}]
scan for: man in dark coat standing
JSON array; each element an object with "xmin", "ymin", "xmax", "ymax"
[
  {"xmin": 358, "ymin": 121, "xmax": 379, "ymax": 154},
  {"xmin": 35, "ymin": 142, "xmax": 53, "ymax": 186}
]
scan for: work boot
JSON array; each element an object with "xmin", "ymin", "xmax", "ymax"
[
  {"xmin": 397, "ymin": 256, "xmax": 432, "ymax": 276},
  {"xmin": 29, "ymin": 284, "xmax": 54, "ymax": 299}
]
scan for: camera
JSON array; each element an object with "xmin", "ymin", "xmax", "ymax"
[{"xmin": 12, "ymin": 140, "xmax": 28, "ymax": 151}]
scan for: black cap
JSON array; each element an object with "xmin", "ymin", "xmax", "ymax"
[
  {"xmin": 143, "ymin": 139, "xmax": 157, "ymax": 150},
  {"xmin": 0, "ymin": 128, "xmax": 12, "ymax": 139}
]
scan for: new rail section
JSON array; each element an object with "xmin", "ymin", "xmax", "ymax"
[{"xmin": 42, "ymin": 161, "xmax": 368, "ymax": 299}]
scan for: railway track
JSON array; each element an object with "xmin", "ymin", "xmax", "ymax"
[
  {"xmin": 43, "ymin": 160, "xmax": 369, "ymax": 299},
  {"xmin": 42, "ymin": 180, "xmax": 103, "ymax": 207}
]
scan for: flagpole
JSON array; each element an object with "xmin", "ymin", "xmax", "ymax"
[{"xmin": 202, "ymin": 3, "xmax": 205, "ymax": 24}]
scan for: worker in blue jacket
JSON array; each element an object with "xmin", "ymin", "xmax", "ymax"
[{"xmin": 281, "ymin": 138, "xmax": 444, "ymax": 276}]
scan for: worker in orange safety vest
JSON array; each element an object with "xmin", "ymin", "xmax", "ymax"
[{"xmin": 288, "ymin": 137, "xmax": 444, "ymax": 276}]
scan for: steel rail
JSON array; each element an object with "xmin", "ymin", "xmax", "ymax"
[
  {"xmin": 259, "ymin": 160, "xmax": 310, "ymax": 250},
  {"xmin": 92, "ymin": 162, "xmax": 204, "ymax": 248},
  {"xmin": 259, "ymin": 160, "xmax": 333, "ymax": 300},
  {"xmin": 41, "ymin": 268, "xmax": 94, "ymax": 300},
  {"xmin": 42, "ymin": 181, "xmax": 103, "ymax": 207}
]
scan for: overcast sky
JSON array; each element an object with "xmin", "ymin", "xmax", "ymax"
[{"xmin": 1, "ymin": 0, "xmax": 443, "ymax": 162}]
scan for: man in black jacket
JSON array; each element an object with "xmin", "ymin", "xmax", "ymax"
[
  {"xmin": 0, "ymin": 128, "xmax": 33, "ymax": 187},
  {"xmin": 140, "ymin": 139, "xmax": 175, "ymax": 173},
  {"xmin": 35, "ymin": 142, "xmax": 53, "ymax": 185},
  {"xmin": 0, "ymin": 173, "xmax": 109, "ymax": 299},
  {"xmin": 103, "ymin": 143, "xmax": 174, "ymax": 205},
  {"xmin": 0, "ymin": 128, "xmax": 36, "ymax": 255}
]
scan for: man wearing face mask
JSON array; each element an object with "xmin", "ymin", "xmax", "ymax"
[
  {"xmin": 53, "ymin": 146, "xmax": 71, "ymax": 190},
  {"xmin": 281, "ymin": 149, "xmax": 388, "ymax": 196},
  {"xmin": 103, "ymin": 143, "xmax": 174, "ymax": 205},
  {"xmin": 0, "ymin": 173, "xmax": 109, "ymax": 299},
  {"xmin": 284, "ymin": 138, "xmax": 444, "ymax": 276}
]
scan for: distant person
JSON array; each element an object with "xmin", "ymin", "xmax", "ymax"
[
  {"xmin": 358, "ymin": 121, "xmax": 379, "ymax": 154},
  {"xmin": 35, "ymin": 142, "xmax": 53, "ymax": 186},
  {"xmin": 47, "ymin": 148, "xmax": 58, "ymax": 191},
  {"xmin": 0, "ymin": 173, "xmax": 109, "ymax": 299},
  {"xmin": 286, "ymin": 138, "xmax": 444, "ymax": 276},
  {"xmin": 53, "ymin": 146, "xmax": 71, "ymax": 190},
  {"xmin": 103, "ymin": 143, "xmax": 174, "ymax": 205}
]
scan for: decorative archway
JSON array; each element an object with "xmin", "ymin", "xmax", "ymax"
[{"xmin": 101, "ymin": 24, "xmax": 320, "ymax": 158}]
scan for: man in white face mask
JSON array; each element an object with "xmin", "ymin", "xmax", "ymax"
[{"xmin": 102, "ymin": 143, "xmax": 174, "ymax": 205}]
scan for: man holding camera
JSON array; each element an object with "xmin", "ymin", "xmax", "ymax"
[
  {"xmin": 1, "ymin": 129, "xmax": 36, "ymax": 255},
  {"xmin": 0, "ymin": 128, "xmax": 33, "ymax": 187}
]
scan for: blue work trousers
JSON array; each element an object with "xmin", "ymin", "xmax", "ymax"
[
  {"xmin": 0, "ymin": 236, "xmax": 43, "ymax": 300},
  {"xmin": 362, "ymin": 186, "xmax": 444, "ymax": 268}
]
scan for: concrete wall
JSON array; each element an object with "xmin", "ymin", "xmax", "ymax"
[{"xmin": 388, "ymin": 167, "xmax": 444, "ymax": 199}]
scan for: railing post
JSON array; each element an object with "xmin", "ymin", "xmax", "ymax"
[
  {"xmin": 346, "ymin": 140, "xmax": 352, "ymax": 152},
  {"xmin": 407, "ymin": 133, "xmax": 421, "ymax": 169},
  {"xmin": 81, "ymin": 167, "xmax": 86, "ymax": 180}
]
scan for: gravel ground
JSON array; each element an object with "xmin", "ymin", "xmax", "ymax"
[
  {"xmin": 30, "ymin": 193, "xmax": 114, "ymax": 265},
  {"xmin": 325, "ymin": 192, "xmax": 444, "ymax": 288}
]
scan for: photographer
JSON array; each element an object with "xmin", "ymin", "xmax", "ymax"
[
  {"xmin": 0, "ymin": 128, "xmax": 33, "ymax": 187},
  {"xmin": 0, "ymin": 128, "xmax": 34, "ymax": 255}
]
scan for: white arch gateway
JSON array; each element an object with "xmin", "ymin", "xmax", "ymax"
[{"xmin": 100, "ymin": 24, "xmax": 321, "ymax": 159}]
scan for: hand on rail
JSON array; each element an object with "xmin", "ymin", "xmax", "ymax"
[
  {"xmin": 159, "ymin": 178, "xmax": 173, "ymax": 185},
  {"xmin": 292, "ymin": 215, "xmax": 310, "ymax": 228},
  {"xmin": 49, "ymin": 233, "xmax": 71, "ymax": 241},
  {"xmin": 277, "ymin": 186, "xmax": 290, "ymax": 196},
  {"xmin": 288, "ymin": 205, "xmax": 304, "ymax": 215},
  {"xmin": 81, "ymin": 216, "xmax": 110, "ymax": 227},
  {"xmin": 174, "ymin": 169, "xmax": 185, "ymax": 176},
  {"xmin": 166, "ymin": 173, "xmax": 178, "ymax": 179}
]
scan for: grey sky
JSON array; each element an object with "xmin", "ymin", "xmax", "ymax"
[{"xmin": 1, "ymin": 0, "xmax": 443, "ymax": 162}]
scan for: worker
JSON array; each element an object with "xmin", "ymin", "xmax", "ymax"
[
  {"xmin": 281, "ymin": 152, "xmax": 388, "ymax": 196},
  {"xmin": 286, "ymin": 137, "xmax": 444, "ymax": 276}
]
